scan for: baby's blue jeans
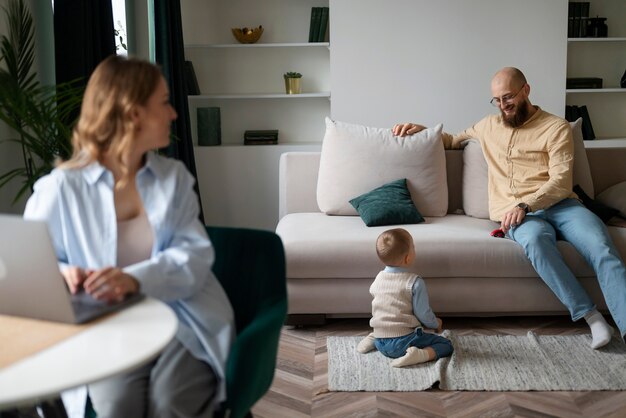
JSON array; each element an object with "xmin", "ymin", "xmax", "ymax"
[{"xmin": 374, "ymin": 327, "xmax": 453, "ymax": 359}]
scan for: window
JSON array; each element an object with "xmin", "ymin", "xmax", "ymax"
[{"xmin": 112, "ymin": 0, "xmax": 128, "ymax": 55}]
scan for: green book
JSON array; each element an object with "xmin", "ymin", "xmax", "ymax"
[
  {"xmin": 309, "ymin": 7, "xmax": 322, "ymax": 43},
  {"xmin": 245, "ymin": 129, "xmax": 279, "ymax": 138},
  {"xmin": 197, "ymin": 107, "xmax": 221, "ymax": 146},
  {"xmin": 317, "ymin": 7, "xmax": 329, "ymax": 42},
  {"xmin": 308, "ymin": 7, "xmax": 317, "ymax": 42}
]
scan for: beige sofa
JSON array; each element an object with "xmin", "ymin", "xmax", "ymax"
[{"xmin": 276, "ymin": 142, "xmax": 626, "ymax": 323}]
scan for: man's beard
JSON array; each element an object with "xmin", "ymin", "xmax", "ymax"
[{"xmin": 501, "ymin": 101, "xmax": 530, "ymax": 128}]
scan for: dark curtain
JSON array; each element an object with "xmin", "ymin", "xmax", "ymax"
[
  {"xmin": 153, "ymin": 0, "xmax": 205, "ymax": 223},
  {"xmin": 53, "ymin": 0, "xmax": 115, "ymax": 89}
]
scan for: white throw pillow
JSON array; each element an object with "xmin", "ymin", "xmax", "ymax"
[
  {"xmin": 571, "ymin": 118, "xmax": 594, "ymax": 198},
  {"xmin": 596, "ymin": 181, "xmax": 626, "ymax": 219},
  {"xmin": 462, "ymin": 139, "xmax": 490, "ymax": 219},
  {"xmin": 317, "ymin": 118, "xmax": 448, "ymax": 216}
]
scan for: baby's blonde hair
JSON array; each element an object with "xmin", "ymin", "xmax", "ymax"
[{"xmin": 376, "ymin": 228, "xmax": 413, "ymax": 266}]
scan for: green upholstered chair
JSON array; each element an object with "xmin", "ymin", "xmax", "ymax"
[
  {"xmin": 206, "ymin": 226, "xmax": 288, "ymax": 418},
  {"xmin": 65, "ymin": 226, "xmax": 286, "ymax": 418}
]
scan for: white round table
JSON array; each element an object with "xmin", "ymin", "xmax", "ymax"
[{"xmin": 0, "ymin": 297, "xmax": 177, "ymax": 411}]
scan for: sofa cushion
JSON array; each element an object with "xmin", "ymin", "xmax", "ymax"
[
  {"xmin": 276, "ymin": 213, "xmax": 618, "ymax": 280},
  {"xmin": 462, "ymin": 140, "xmax": 490, "ymax": 219},
  {"xmin": 596, "ymin": 181, "xmax": 626, "ymax": 219},
  {"xmin": 317, "ymin": 118, "xmax": 448, "ymax": 217},
  {"xmin": 349, "ymin": 178, "xmax": 425, "ymax": 227},
  {"xmin": 461, "ymin": 119, "xmax": 594, "ymax": 218},
  {"xmin": 571, "ymin": 118, "xmax": 594, "ymax": 198}
]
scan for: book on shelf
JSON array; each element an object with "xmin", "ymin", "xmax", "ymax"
[
  {"xmin": 318, "ymin": 7, "xmax": 329, "ymax": 42},
  {"xmin": 308, "ymin": 7, "xmax": 330, "ymax": 43},
  {"xmin": 308, "ymin": 7, "xmax": 322, "ymax": 42},
  {"xmin": 565, "ymin": 105, "xmax": 596, "ymax": 140},
  {"xmin": 244, "ymin": 129, "xmax": 278, "ymax": 138},
  {"xmin": 578, "ymin": 105, "xmax": 596, "ymax": 141},
  {"xmin": 566, "ymin": 77, "xmax": 602, "ymax": 89},
  {"xmin": 567, "ymin": 2, "xmax": 590, "ymax": 37},
  {"xmin": 197, "ymin": 107, "xmax": 221, "ymax": 146},
  {"xmin": 244, "ymin": 129, "xmax": 279, "ymax": 145},
  {"xmin": 184, "ymin": 61, "xmax": 200, "ymax": 95},
  {"xmin": 568, "ymin": 3, "xmax": 574, "ymax": 37},
  {"xmin": 244, "ymin": 139, "xmax": 278, "ymax": 145}
]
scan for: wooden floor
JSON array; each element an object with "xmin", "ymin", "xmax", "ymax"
[{"xmin": 252, "ymin": 316, "xmax": 626, "ymax": 418}]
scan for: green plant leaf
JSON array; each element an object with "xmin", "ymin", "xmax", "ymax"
[{"xmin": 0, "ymin": 0, "xmax": 83, "ymax": 200}]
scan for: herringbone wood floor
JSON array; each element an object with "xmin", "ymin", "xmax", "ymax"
[{"xmin": 252, "ymin": 316, "xmax": 626, "ymax": 418}]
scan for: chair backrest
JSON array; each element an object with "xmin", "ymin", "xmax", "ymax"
[
  {"xmin": 206, "ymin": 226, "xmax": 287, "ymax": 418},
  {"xmin": 206, "ymin": 226, "xmax": 287, "ymax": 333}
]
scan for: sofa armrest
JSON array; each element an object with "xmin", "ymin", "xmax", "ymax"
[
  {"xmin": 587, "ymin": 147, "xmax": 626, "ymax": 194},
  {"xmin": 279, "ymin": 152, "xmax": 322, "ymax": 219}
]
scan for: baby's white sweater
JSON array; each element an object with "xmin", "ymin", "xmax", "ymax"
[{"xmin": 370, "ymin": 271, "xmax": 421, "ymax": 338}]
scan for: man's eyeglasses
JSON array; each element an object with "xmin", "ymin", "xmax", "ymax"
[{"xmin": 490, "ymin": 84, "xmax": 526, "ymax": 107}]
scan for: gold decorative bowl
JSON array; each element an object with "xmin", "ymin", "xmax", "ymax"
[{"xmin": 231, "ymin": 26, "xmax": 264, "ymax": 44}]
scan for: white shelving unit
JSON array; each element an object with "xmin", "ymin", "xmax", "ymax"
[
  {"xmin": 186, "ymin": 42, "xmax": 330, "ymax": 49},
  {"xmin": 566, "ymin": 87, "xmax": 626, "ymax": 93},
  {"xmin": 182, "ymin": 0, "xmax": 330, "ymax": 146},
  {"xmin": 567, "ymin": 37, "xmax": 626, "ymax": 42},
  {"xmin": 566, "ymin": 1, "xmax": 626, "ymax": 140},
  {"xmin": 189, "ymin": 92, "xmax": 330, "ymax": 100},
  {"xmin": 181, "ymin": 0, "xmax": 330, "ymax": 229}
]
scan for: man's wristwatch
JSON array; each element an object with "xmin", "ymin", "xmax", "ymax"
[{"xmin": 516, "ymin": 202, "xmax": 530, "ymax": 214}]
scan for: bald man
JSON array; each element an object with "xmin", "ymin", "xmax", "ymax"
[{"xmin": 393, "ymin": 67, "xmax": 626, "ymax": 349}]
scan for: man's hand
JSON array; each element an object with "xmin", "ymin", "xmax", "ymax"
[
  {"xmin": 83, "ymin": 267, "xmax": 140, "ymax": 303},
  {"xmin": 500, "ymin": 206, "xmax": 527, "ymax": 234},
  {"xmin": 392, "ymin": 123, "xmax": 427, "ymax": 137}
]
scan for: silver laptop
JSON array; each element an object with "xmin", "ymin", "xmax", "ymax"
[{"xmin": 0, "ymin": 214, "xmax": 144, "ymax": 324}]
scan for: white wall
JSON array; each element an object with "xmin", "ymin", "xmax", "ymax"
[{"xmin": 330, "ymin": 0, "xmax": 568, "ymax": 134}]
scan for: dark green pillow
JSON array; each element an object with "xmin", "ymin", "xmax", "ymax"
[{"xmin": 349, "ymin": 178, "xmax": 425, "ymax": 227}]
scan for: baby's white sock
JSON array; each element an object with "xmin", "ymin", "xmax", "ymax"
[
  {"xmin": 356, "ymin": 333, "xmax": 376, "ymax": 354},
  {"xmin": 584, "ymin": 310, "xmax": 614, "ymax": 349},
  {"xmin": 390, "ymin": 347, "xmax": 431, "ymax": 368}
]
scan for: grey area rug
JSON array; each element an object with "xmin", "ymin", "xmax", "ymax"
[{"xmin": 327, "ymin": 331, "xmax": 626, "ymax": 391}]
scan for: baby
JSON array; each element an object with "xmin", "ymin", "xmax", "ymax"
[{"xmin": 357, "ymin": 228, "xmax": 453, "ymax": 367}]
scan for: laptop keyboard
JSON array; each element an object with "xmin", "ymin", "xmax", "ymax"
[
  {"xmin": 70, "ymin": 290, "xmax": 145, "ymax": 323},
  {"xmin": 71, "ymin": 291, "xmax": 110, "ymax": 308}
]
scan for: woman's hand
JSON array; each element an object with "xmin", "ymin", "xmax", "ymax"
[
  {"xmin": 83, "ymin": 267, "xmax": 140, "ymax": 302},
  {"xmin": 61, "ymin": 266, "xmax": 93, "ymax": 294},
  {"xmin": 392, "ymin": 123, "xmax": 427, "ymax": 137}
]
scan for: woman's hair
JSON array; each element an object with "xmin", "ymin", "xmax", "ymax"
[
  {"xmin": 376, "ymin": 228, "xmax": 413, "ymax": 266},
  {"xmin": 61, "ymin": 55, "xmax": 163, "ymax": 187}
]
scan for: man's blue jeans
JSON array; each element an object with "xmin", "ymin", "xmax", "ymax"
[{"xmin": 507, "ymin": 198, "xmax": 626, "ymax": 338}]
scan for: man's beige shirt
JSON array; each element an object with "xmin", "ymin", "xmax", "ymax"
[{"xmin": 442, "ymin": 107, "xmax": 577, "ymax": 222}]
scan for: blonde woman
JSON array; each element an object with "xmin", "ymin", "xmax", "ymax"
[{"xmin": 24, "ymin": 55, "xmax": 234, "ymax": 417}]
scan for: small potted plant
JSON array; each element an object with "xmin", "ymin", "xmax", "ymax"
[{"xmin": 283, "ymin": 72, "xmax": 302, "ymax": 94}]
